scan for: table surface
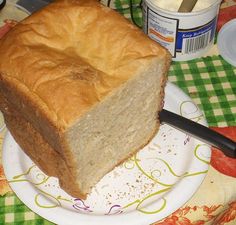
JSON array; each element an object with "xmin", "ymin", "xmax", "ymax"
[{"xmin": 0, "ymin": 0, "xmax": 236, "ymax": 224}]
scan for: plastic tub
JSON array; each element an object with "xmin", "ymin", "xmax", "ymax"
[{"xmin": 142, "ymin": 0, "xmax": 222, "ymax": 61}]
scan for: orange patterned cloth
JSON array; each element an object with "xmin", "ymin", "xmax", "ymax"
[{"xmin": 154, "ymin": 127, "xmax": 236, "ymax": 225}]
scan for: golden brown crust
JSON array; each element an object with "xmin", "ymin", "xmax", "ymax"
[{"xmin": 0, "ymin": 0, "xmax": 168, "ymax": 129}]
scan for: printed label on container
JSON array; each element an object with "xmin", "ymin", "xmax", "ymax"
[
  {"xmin": 176, "ymin": 17, "xmax": 217, "ymax": 54},
  {"xmin": 147, "ymin": 7, "xmax": 179, "ymax": 57}
]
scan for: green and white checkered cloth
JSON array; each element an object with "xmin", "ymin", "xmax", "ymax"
[
  {"xmin": 169, "ymin": 55, "xmax": 236, "ymax": 127},
  {"xmin": 0, "ymin": 193, "xmax": 52, "ymax": 225},
  {"xmin": 0, "ymin": 0, "xmax": 236, "ymax": 224}
]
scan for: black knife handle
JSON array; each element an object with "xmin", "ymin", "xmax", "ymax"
[{"xmin": 159, "ymin": 109, "xmax": 236, "ymax": 158}]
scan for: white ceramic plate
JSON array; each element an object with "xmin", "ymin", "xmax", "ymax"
[{"xmin": 2, "ymin": 82, "xmax": 211, "ymax": 225}]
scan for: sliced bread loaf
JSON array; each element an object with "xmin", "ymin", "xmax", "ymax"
[{"xmin": 0, "ymin": 0, "xmax": 171, "ymax": 199}]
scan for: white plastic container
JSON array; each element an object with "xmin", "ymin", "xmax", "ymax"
[{"xmin": 142, "ymin": 0, "xmax": 222, "ymax": 61}]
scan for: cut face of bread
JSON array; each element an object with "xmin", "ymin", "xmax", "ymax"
[
  {"xmin": 0, "ymin": 0, "xmax": 171, "ymax": 199},
  {"xmin": 66, "ymin": 57, "xmax": 167, "ymax": 194}
]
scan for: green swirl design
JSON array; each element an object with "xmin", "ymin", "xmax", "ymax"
[
  {"xmin": 180, "ymin": 101, "xmax": 204, "ymax": 123},
  {"xmin": 134, "ymin": 154, "xmax": 189, "ymax": 186},
  {"xmin": 194, "ymin": 144, "xmax": 211, "ymax": 164},
  {"xmin": 154, "ymin": 158, "xmax": 188, "ymax": 178},
  {"xmin": 123, "ymin": 187, "xmax": 170, "ymax": 214},
  {"xmin": 137, "ymin": 198, "xmax": 167, "ymax": 214},
  {"xmin": 134, "ymin": 154, "xmax": 173, "ymax": 187},
  {"xmin": 12, "ymin": 165, "xmax": 36, "ymax": 179},
  {"xmin": 123, "ymin": 156, "xmax": 138, "ymax": 170},
  {"xmin": 9, "ymin": 165, "xmax": 49, "ymax": 185},
  {"xmin": 182, "ymin": 144, "xmax": 210, "ymax": 177},
  {"xmin": 123, "ymin": 199, "xmax": 140, "ymax": 209},
  {"xmin": 184, "ymin": 170, "xmax": 208, "ymax": 177},
  {"xmin": 35, "ymin": 190, "xmax": 62, "ymax": 208},
  {"xmin": 10, "ymin": 165, "xmax": 73, "ymax": 209},
  {"xmin": 34, "ymin": 188, "xmax": 73, "ymax": 209},
  {"xmin": 150, "ymin": 169, "xmax": 162, "ymax": 178}
]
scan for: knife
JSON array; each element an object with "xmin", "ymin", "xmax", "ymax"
[
  {"xmin": 16, "ymin": 0, "xmax": 51, "ymax": 13},
  {"xmin": 159, "ymin": 109, "xmax": 236, "ymax": 158}
]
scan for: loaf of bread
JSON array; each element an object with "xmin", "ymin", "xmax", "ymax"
[{"xmin": 0, "ymin": 0, "xmax": 171, "ymax": 199}]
